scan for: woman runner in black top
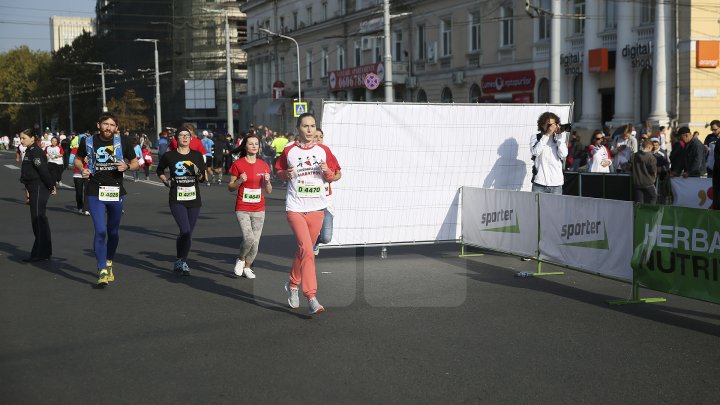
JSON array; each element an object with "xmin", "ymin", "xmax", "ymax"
[
  {"xmin": 19, "ymin": 128, "xmax": 56, "ymax": 262},
  {"xmin": 156, "ymin": 123, "xmax": 207, "ymax": 275}
]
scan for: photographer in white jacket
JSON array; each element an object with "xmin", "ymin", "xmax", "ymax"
[{"xmin": 529, "ymin": 111, "xmax": 569, "ymax": 195}]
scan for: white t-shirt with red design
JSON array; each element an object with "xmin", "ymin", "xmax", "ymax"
[{"xmin": 275, "ymin": 142, "xmax": 341, "ymax": 212}]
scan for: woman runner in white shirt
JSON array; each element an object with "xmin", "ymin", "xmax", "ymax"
[{"xmin": 275, "ymin": 113, "xmax": 341, "ymax": 315}]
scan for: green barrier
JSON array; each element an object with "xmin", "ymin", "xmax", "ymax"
[{"xmin": 627, "ymin": 204, "xmax": 720, "ymax": 305}]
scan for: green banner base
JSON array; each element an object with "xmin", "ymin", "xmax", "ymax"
[
  {"xmin": 607, "ymin": 297, "xmax": 667, "ymax": 305},
  {"xmin": 533, "ymin": 261, "xmax": 564, "ymax": 277},
  {"xmin": 459, "ymin": 244, "xmax": 485, "ymax": 258}
]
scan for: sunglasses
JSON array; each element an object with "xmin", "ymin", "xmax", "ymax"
[{"xmin": 594, "ymin": 137, "xmax": 603, "ymax": 140}]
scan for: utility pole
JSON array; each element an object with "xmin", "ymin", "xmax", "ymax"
[
  {"xmin": 135, "ymin": 39, "xmax": 163, "ymax": 140},
  {"xmin": 383, "ymin": 0, "xmax": 393, "ymax": 102},
  {"xmin": 86, "ymin": 62, "xmax": 107, "ymax": 112}
]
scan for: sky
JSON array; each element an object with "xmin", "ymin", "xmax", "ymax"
[{"xmin": 0, "ymin": 1, "xmax": 96, "ymax": 53}]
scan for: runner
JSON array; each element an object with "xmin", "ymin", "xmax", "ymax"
[
  {"xmin": 228, "ymin": 133, "xmax": 272, "ymax": 279},
  {"xmin": 156, "ymin": 124, "xmax": 207, "ymax": 275},
  {"xmin": 200, "ymin": 131, "xmax": 214, "ymax": 186},
  {"xmin": 71, "ymin": 135, "xmax": 90, "ymax": 216},
  {"xmin": 44, "ymin": 136, "xmax": 64, "ymax": 186},
  {"xmin": 19, "ymin": 129, "xmax": 56, "ymax": 262},
  {"xmin": 74, "ymin": 112, "xmax": 139, "ymax": 288},
  {"xmin": 211, "ymin": 133, "xmax": 225, "ymax": 184},
  {"xmin": 275, "ymin": 113, "xmax": 341, "ymax": 314},
  {"xmin": 312, "ymin": 128, "xmax": 342, "ymax": 256}
]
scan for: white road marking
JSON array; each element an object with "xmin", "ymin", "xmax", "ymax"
[{"xmin": 4, "ymin": 164, "xmax": 19, "ymax": 170}]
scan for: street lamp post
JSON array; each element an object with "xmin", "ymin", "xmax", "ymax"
[
  {"xmin": 135, "ymin": 38, "xmax": 163, "ymax": 140},
  {"xmin": 85, "ymin": 61, "xmax": 107, "ymax": 112},
  {"xmin": 57, "ymin": 77, "xmax": 74, "ymax": 133},
  {"xmin": 203, "ymin": 8, "xmax": 234, "ymax": 136},
  {"xmin": 259, "ymin": 28, "xmax": 301, "ymax": 103}
]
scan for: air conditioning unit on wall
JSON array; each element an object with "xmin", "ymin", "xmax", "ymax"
[
  {"xmin": 361, "ymin": 36, "xmax": 374, "ymax": 51},
  {"xmin": 452, "ymin": 71, "xmax": 464, "ymax": 84}
]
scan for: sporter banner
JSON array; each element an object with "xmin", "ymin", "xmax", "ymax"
[
  {"xmin": 538, "ymin": 194, "xmax": 633, "ymax": 281},
  {"xmin": 632, "ymin": 204, "xmax": 720, "ymax": 304},
  {"xmin": 321, "ymin": 101, "xmax": 572, "ymax": 247},
  {"xmin": 670, "ymin": 177, "xmax": 713, "ymax": 209},
  {"xmin": 461, "ymin": 187, "xmax": 538, "ymax": 257}
]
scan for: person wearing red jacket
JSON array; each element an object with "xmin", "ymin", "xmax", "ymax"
[{"xmin": 168, "ymin": 126, "xmax": 207, "ymax": 155}]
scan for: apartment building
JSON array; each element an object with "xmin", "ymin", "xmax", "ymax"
[
  {"xmin": 241, "ymin": 0, "xmax": 720, "ymax": 135},
  {"xmin": 50, "ymin": 16, "xmax": 95, "ymax": 52}
]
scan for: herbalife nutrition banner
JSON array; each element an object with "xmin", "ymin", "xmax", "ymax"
[
  {"xmin": 538, "ymin": 194, "xmax": 633, "ymax": 281},
  {"xmin": 462, "ymin": 187, "xmax": 538, "ymax": 257},
  {"xmin": 632, "ymin": 204, "xmax": 720, "ymax": 304}
]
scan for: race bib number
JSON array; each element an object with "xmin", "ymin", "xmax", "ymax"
[
  {"xmin": 297, "ymin": 180, "xmax": 323, "ymax": 198},
  {"xmin": 177, "ymin": 186, "xmax": 197, "ymax": 201},
  {"xmin": 99, "ymin": 186, "xmax": 120, "ymax": 202},
  {"xmin": 242, "ymin": 188, "xmax": 262, "ymax": 203}
]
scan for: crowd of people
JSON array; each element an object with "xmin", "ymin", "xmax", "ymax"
[
  {"xmin": 559, "ymin": 119, "xmax": 720, "ymax": 204},
  {"xmin": 16, "ymin": 112, "xmax": 341, "ymax": 316}
]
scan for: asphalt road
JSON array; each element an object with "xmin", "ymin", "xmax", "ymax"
[{"xmin": 1, "ymin": 150, "xmax": 719, "ymax": 404}]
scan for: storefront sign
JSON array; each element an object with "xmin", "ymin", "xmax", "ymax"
[
  {"xmin": 621, "ymin": 41, "xmax": 653, "ymax": 69},
  {"xmin": 560, "ymin": 52, "xmax": 583, "ymax": 75},
  {"xmin": 588, "ymin": 48, "xmax": 609, "ymax": 73},
  {"xmin": 696, "ymin": 40, "xmax": 719, "ymax": 68},
  {"xmin": 329, "ymin": 63, "xmax": 384, "ymax": 90},
  {"xmin": 481, "ymin": 70, "xmax": 535, "ymax": 94}
]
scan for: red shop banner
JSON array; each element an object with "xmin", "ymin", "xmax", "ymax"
[
  {"xmin": 481, "ymin": 70, "xmax": 536, "ymax": 94},
  {"xmin": 329, "ymin": 63, "xmax": 384, "ymax": 90}
]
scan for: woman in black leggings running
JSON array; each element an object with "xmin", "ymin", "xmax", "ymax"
[{"xmin": 156, "ymin": 123, "xmax": 207, "ymax": 275}]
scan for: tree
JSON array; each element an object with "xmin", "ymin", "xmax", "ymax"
[
  {"xmin": 106, "ymin": 89, "xmax": 149, "ymax": 132},
  {"xmin": 0, "ymin": 46, "xmax": 51, "ymax": 133}
]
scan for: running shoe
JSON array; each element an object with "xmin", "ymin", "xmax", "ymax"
[
  {"xmin": 285, "ymin": 281, "xmax": 299, "ymax": 309},
  {"xmin": 181, "ymin": 261, "xmax": 190, "ymax": 276},
  {"xmin": 77, "ymin": 208, "xmax": 84, "ymax": 215},
  {"xmin": 233, "ymin": 258, "xmax": 245, "ymax": 277},
  {"xmin": 308, "ymin": 297, "xmax": 325, "ymax": 315},
  {"xmin": 106, "ymin": 260, "xmax": 115, "ymax": 282},
  {"xmin": 216, "ymin": 177, "xmax": 222, "ymax": 184},
  {"xmin": 97, "ymin": 269, "xmax": 110, "ymax": 287},
  {"xmin": 242, "ymin": 267, "xmax": 256, "ymax": 279},
  {"xmin": 313, "ymin": 245, "xmax": 320, "ymax": 256},
  {"xmin": 174, "ymin": 259, "xmax": 184, "ymax": 273},
  {"xmin": 83, "ymin": 211, "xmax": 90, "ymax": 216}
]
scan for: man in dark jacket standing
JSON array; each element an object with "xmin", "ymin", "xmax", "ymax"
[
  {"xmin": 677, "ymin": 126, "xmax": 705, "ymax": 177},
  {"xmin": 632, "ymin": 139, "xmax": 658, "ymax": 204}
]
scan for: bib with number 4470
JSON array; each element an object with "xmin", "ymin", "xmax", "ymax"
[{"xmin": 297, "ymin": 179, "xmax": 323, "ymax": 198}]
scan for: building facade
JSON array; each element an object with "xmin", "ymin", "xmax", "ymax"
[
  {"xmin": 50, "ymin": 16, "xmax": 95, "ymax": 52},
  {"xmin": 94, "ymin": 0, "xmax": 248, "ymax": 136},
  {"xmin": 240, "ymin": 0, "xmax": 720, "ymax": 137}
]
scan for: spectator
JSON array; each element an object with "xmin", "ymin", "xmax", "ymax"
[
  {"xmin": 611, "ymin": 124, "xmax": 638, "ymax": 173},
  {"xmin": 529, "ymin": 111, "xmax": 568, "ymax": 194},
  {"xmin": 566, "ymin": 131, "xmax": 584, "ymax": 171},
  {"xmin": 632, "ymin": 139, "xmax": 657, "ymax": 204},
  {"xmin": 675, "ymin": 126, "xmax": 705, "ymax": 177},
  {"xmin": 587, "ymin": 130, "xmax": 612, "ymax": 173},
  {"xmin": 705, "ymin": 120, "xmax": 720, "ymax": 177}
]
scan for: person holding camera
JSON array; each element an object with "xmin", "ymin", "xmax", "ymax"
[{"xmin": 529, "ymin": 112, "xmax": 568, "ymax": 195}]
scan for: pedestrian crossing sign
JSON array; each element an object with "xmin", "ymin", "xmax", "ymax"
[{"xmin": 293, "ymin": 102, "xmax": 308, "ymax": 117}]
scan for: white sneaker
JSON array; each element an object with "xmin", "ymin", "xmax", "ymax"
[
  {"xmin": 308, "ymin": 297, "xmax": 325, "ymax": 315},
  {"xmin": 285, "ymin": 282, "xmax": 299, "ymax": 308},
  {"xmin": 242, "ymin": 267, "xmax": 256, "ymax": 279},
  {"xmin": 233, "ymin": 258, "xmax": 245, "ymax": 276}
]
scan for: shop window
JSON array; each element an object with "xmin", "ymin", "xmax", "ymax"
[
  {"xmin": 469, "ymin": 83, "xmax": 481, "ymax": 103},
  {"xmin": 441, "ymin": 87, "xmax": 453, "ymax": 103},
  {"xmin": 640, "ymin": 68, "xmax": 653, "ymax": 121},
  {"xmin": 417, "ymin": 89, "xmax": 428, "ymax": 102},
  {"xmin": 573, "ymin": 75, "xmax": 583, "ymax": 122},
  {"xmin": 537, "ymin": 78, "xmax": 549, "ymax": 103}
]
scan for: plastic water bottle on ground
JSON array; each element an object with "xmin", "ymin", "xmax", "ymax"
[
  {"xmin": 515, "ymin": 271, "xmax": 533, "ymax": 278},
  {"xmin": 380, "ymin": 246, "xmax": 387, "ymax": 259}
]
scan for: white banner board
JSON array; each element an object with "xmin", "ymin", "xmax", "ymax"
[
  {"xmin": 321, "ymin": 102, "xmax": 572, "ymax": 246},
  {"xmin": 671, "ymin": 177, "xmax": 712, "ymax": 209},
  {"xmin": 461, "ymin": 187, "xmax": 538, "ymax": 257},
  {"xmin": 538, "ymin": 194, "xmax": 633, "ymax": 281}
]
